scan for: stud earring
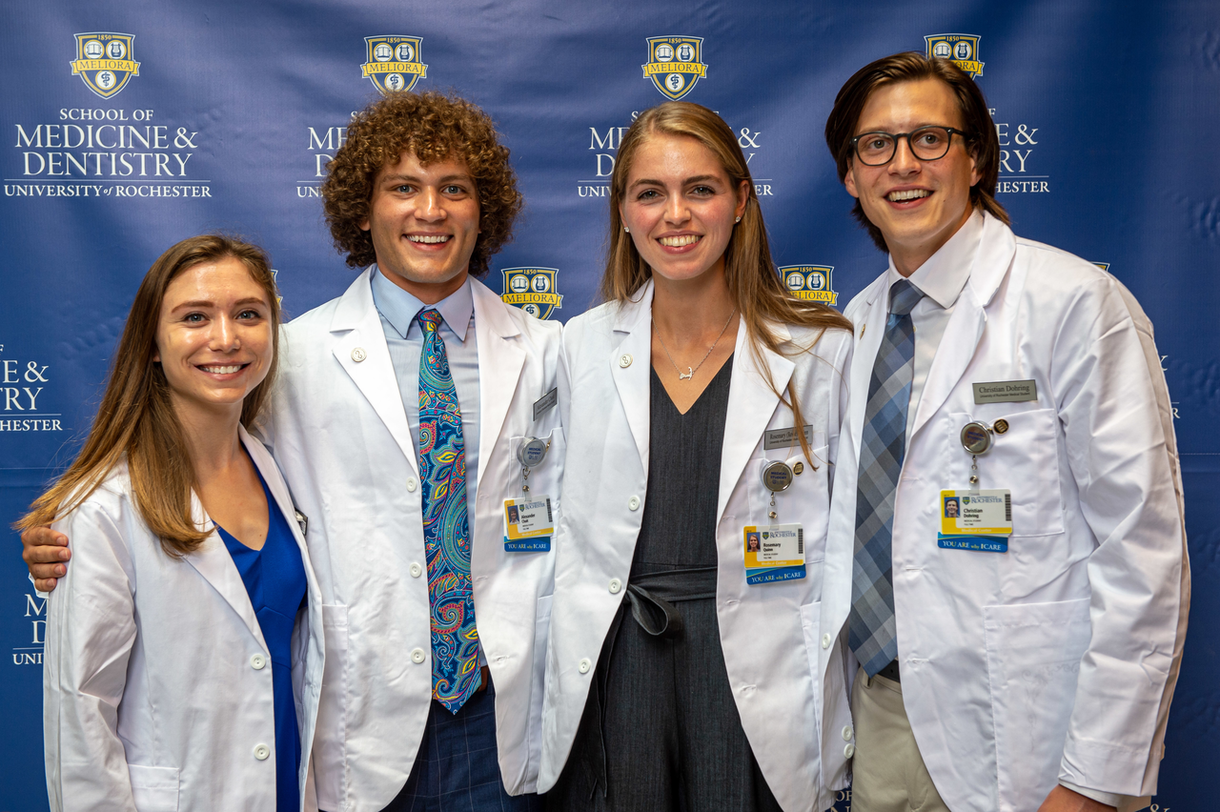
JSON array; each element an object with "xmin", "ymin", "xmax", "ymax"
[
  {"xmin": 735, "ymin": 216, "xmax": 741, "ymax": 223},
  {"xmin": 624, "ymin": 226, "xmax": 630, "ymax": 233}
]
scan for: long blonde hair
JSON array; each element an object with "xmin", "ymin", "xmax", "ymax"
[
  {"xmin": 602, "ymin": 102, "xmax": 852, "ymax": 464},
  {"xmin": 17, "ymin": 235, "xmax": 281, "ymax": 555}
]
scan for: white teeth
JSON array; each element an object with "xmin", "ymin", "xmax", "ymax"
[
  {"xmin": 409, "ymin": 235, "xmax": 450, "ymax": 244},
  {"xmin": 201, "ymin": 365, "xmax": 242, "ymax": 374},
  {"xmin": 659, "ymin": 235, "xmax": 700, "ymax": 247},
  {"xmin": 888, "ymin": 189, "xmax": 930, "ymax": 202}
]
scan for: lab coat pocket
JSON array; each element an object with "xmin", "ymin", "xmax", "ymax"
[
  {"xmin": 510, "ymin": 430, "xmax": 566, "ymax": 509},
  {"xmin": 128, "ymin": 764, "xmax": 179, "ymax": 812},
  {"xmin": 314, "ymin": 604, "xmax": 349, "ymax": 811},
  {"xmin": 747, "ymin": 437, "xmax": 829, "ymax": 529},
  {"xmin": 984, "ymin": 598, "xmax": 1090, "ymax": 812},
  {"xmin": 950, "ymin": 408, "xmax": 1064, "ymax": 537}
]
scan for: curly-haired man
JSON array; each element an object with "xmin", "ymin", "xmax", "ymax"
[
  {"xmin": 23, "ymin": 91, "xmax": 563, "ymax": 812},
  {"xmin": 288, "ymin": 91, "xmax": 562, "ymax": 811}
]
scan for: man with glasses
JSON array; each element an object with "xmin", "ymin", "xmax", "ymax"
[{"xmin": 821, "ymin": 52, "xmax": 1188, "ymax": 812}]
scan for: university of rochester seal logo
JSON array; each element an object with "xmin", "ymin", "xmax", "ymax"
[
  {"xmin": 70, "ymin": 33, "xmax": 140, "ymax": 99},
  {"xmin": 780, "ymin": 265, "xmax": 838, "ymax": 306},
  {"xmin": 642, "ymin": 36, "xmax": 707, "ymax": 100},
  {"xmin": 925, "ymin": 34, "xmax": 984, "ymax": 78},
  {"xmin": 362, "ymin": 36, "xmax": 428, "ymax": 94},
  {"xmin": 500, "ymin": 267, "xmax": 563, "ymax": 319}
]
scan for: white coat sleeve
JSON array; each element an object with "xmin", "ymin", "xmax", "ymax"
[
  {"xmin": 43, "ymin": 496, "xmax": 140, "ymax": 812},
  {"xmin": 1051, "ymin": 277, "xmax": 1187, "ymax": 797}
]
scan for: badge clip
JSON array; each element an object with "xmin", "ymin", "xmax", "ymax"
[
  {"xmin": 960, "ymin": 421, "xmax": 995, "ymax": 491},
  {"xmin": 516, "ymin": 438, "xmax": 550, "ymax": 493},
  {"xmin": 760, "ymin": 461, "xmax": 794, "ymax": 520}
]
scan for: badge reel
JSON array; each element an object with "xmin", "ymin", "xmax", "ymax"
[
  {"xmin": 742, "ymin": 461, "xmax": 806, "ymax": 585},
  {"xmin": 503, "ymin": 438, "xmax": 554, "ymax": 552}
]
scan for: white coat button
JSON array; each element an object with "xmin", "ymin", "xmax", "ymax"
[
  {"xmin": 410, "ymin": 562, "xmax": 423, "ymax": 578},
  {"xmin": 619, "ymin": 354, "xmax": 632, "ymax": 368},
  {"xmin": 411, "ymin": 648, "xmax": 426, "ymax": 664},
  {"xmin": 628, "ymin": 495, "xmax": 641, "ymax": 511},
  {"xmin": 250, "ymin": 654, "xmax": 267, "ymax": 670},
  {"xmin": 351, "ymin": 347, "xmax": 367, "ymax": 363},
  {"xmin": 254, "ymin": 744, "xmax": 271, "ymax": 761},
  {"xmin": 821, "ymin": 633, "xmax": 832, "ymax": 650},
  {"xmin": 406, "ymin": 478, "xmax": 418, "ymax": 492},
  {"xmin": 842, "ymin": 724, "xmax": 853, "ymax": 741},
  {"xmin": 578, "ymin": 658, "xmax": 592, "ymax": 674},
  {"xmin": 844, "ymin": 743, "xmax": 855, "ymax": 759},
  {"xmin": 609, "ymin": 578, "xmax": 622, "ymax": 594}
]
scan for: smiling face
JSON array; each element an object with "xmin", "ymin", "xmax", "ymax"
[
  {"xmin": 361, "ymin": 150, "xmax": 481, "ymax": 303},
  {"xmin": 619, "ymin": 133, "xmax": 749, "ymax": 287},
  {"xmin": 844, "ymin": 78, "xmax": 980, "ymax": 276},
  {"xmin": 154, "ymin": 257, "xmax": 273, "ymax": 422}
]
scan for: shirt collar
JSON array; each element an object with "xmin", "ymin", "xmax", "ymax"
[
  {"xmin": 885, "ymin": 208, "xmax": 985, "ymax": 310},
  {"xmin": 370, "ymin": 266, "xmax": 474, "ymax": 342}
]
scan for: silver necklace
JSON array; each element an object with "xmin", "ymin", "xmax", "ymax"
[{"xmin": 652, "ymin": 308, "xmax": 736, "ymax": 381}]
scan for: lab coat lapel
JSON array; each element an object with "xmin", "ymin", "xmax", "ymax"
[
  {"xmin": 610, "ymin": 283, "xmax": 654, "ymax": 467},
  {"xmin": 847, "ymin": 277, "xmax": 891, "ymax": 445},
  {"xmin": 718, "ymin": 322, "xmax": 795, "ymax": 524},
  {"xmin": 329, "ymin": 269, "xmax": 418, "ymax": 476},
  {"xmin": 472, "ymin": 279, "xmax": 526, "ymax": 483},
  {"xmin": 909, "ymin": 215, "xmax": 1014, "ymax": 440},
  {"xmin": 184, "ymin": 489, "xmax": 268, "ymax": 651}
]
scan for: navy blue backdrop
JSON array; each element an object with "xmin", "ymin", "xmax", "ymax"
[{"xmin": 3, "ymin": 2, "xmax": 1216, "ymax": 810}]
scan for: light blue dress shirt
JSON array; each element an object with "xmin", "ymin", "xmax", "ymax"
[{"xmin": 370, "ymin": 266, "xmax": 481, "ymax": 546}]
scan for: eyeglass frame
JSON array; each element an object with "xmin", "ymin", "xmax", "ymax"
[{"xmin": 849, "ymin": 126, "xmax": 973, "ymax": 167}]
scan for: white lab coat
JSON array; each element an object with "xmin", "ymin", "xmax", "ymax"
[
  {"xmin": 259, "ymin": 269, "xmax": 564, "ymax": 811},
  {"xmin": 539, "ymin": 282, "xmax": 855, "ymax": 812},
  {"xmin": 43, "ymin": 427, "xmax": 325, "ymax": 812},
  {"xmin": 823, "ymin": 213, "xmax": 1189, "ymax": 812}
]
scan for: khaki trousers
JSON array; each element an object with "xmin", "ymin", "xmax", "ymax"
[{"xmin": 850, "ymin": 666, "xmax": 949, "ymax": 812}]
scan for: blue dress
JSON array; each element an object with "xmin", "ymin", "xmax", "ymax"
[{"xmin": 216, "ymin": 468, "xmax": 308, "ymax": 812}]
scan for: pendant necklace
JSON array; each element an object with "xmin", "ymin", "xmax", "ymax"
[{"xmin": 653, "ymin": 307, "xmax": 737, "ymax": 382}]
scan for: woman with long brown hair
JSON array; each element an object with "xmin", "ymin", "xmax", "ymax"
[
  {"xmin": 539, "ymin": 103, "xmax": 855, "ymax": 811},
  {"xmin": 21, "ymin": 235, "xmax": 324, "ymax": 812}
]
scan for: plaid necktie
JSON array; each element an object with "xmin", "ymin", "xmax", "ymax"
[
  {"xmin": 849, "ymin": 279, "xmax": 924, "ymax": 678},
  {"xmin": 418, "ymin": 309, "xmax": 481, "ymax": 712}
]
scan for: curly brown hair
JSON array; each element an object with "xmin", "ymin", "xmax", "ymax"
[{"xmin": 321, "ymin": 91, "xmax": 522, "ymax": 278}]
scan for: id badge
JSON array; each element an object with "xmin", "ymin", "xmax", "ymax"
[
  {"xmin": 937, "ymin": 489, "xmax": 1012, "ymax": 553},
  {"xmin": 743, "ymin": 524, "xmax": 806, "ymax": 584},
  {"xmin": 504, "ymin": 496, "xmax": 553, "ymax": 552}
]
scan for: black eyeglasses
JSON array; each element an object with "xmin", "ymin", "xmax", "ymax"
[{"xmin": 850, "ymin": 126, "xmax": 971, "ymax": 166}]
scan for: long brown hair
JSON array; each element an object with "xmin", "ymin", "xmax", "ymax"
[
  {"xmin": 824, "ymin": 51, "xmax": 1009, "ymax": 251},
  {"xmin": 17, "ymin": 235, "xmax": 281, "ymax": 556},
  {"xmin": 602, "ymin": 102, "xmax": 852, "ymax": 465}
]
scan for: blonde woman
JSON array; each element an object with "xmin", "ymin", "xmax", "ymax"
[
  {"xmin": 20, "ymin": 236, "xmax": 323, "ymax": 811},
  {"xmin": 540, "ymin": 103, "xmax": 854, "ymax": 812}
]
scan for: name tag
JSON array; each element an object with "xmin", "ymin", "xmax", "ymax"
[
  {"xmin": 972, "ymin": 380, "xmax": 1037, "ymax": 404},
  {"xmin": 937, "ymin": 489, "xmax": 1011, "ymax": 553},
  {"xmin": 763, "ymin": 425, "xmax": 812, "ymax": 450},
  {"xmin": 743, "ymin": 524, "xmax": 806, "ymax": 584},
  {"xmin": 533, "ymin": 387, "xmax": 558, "ymax": 420},
  {"xmin": 504, "ymin": 497, "xmax": 553, "ymax": 552}
]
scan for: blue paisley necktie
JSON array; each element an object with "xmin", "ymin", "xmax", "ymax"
[
  {"xmin": 849, "ymin": 279, "xmax": 924, "ymax": 678},
  {"xmin": 417, "ymin": 308, "xmax": 481, "ymax": 712}
]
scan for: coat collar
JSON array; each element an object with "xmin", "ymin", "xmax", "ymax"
[
  {"xmin": 909, "ymin": 211, "xmax": 1015, "ymax": 439},
  {"xmin": 182, "ymin": 424, "xmax": 275, "ymax": 652},
  {"xmin": 471, "ymin": 277, "xmax": 526, "ymax": 484},
  {"xmin": 329, "ymin": 268, "xmax": 418, "ymax": 471},
  {"xmin": 610, "ymin": 282, "xmax": 656, "ymax": 466}
]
